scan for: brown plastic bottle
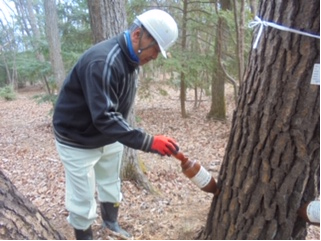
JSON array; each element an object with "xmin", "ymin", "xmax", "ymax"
[
  {"xmin": 173, "ymin": 152, "xmax": 219, "ymax": 195},
  {"xmin": 297, "ymin": 200, "xmax": 320, "ymax": 226}
]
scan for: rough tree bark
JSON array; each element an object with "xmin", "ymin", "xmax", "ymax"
[
  {"xmin": 87, "ymin": 0, "xmax": 127, "ymax": 43},
  {"xmin": 0, "ymin": 170, "xmax": 65, "ymax": 240},
  {"xmin": 201, "ymin": 0, "xmax": 319, "ymax": 239}
]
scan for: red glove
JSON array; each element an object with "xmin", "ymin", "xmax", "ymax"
[{"xmin": 150, "ymin": 135, "xmax": 179, "ymax": 156}]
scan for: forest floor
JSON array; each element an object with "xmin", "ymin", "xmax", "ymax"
[{"xmin": 0, "ymin": 84, "xmax": 319, "ymax": 240}]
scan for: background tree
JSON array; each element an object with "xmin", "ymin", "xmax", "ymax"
[
  {"xmin": 201, "ymin": 0, "xmax": 320, "ymax": 239},
  {"xmin": 0, "ymin": 0, "xmax": 91, "ymax": 91},
  {"xmin": 0, "ymin": 1, "xmax": 18, "ymax": 87},
  {"xmin": 88, "ymin": 0, "xmax": 127, "ymax": 43},
  {"xmin": 207, "ymin": 0, "xmax": 232, "ymax": 121},
  {"xmin": 44, "ymin": 0, "xmax": 65, "ymax": 92},
  {"xmin": 25, "ymin": 0, "xmax": 49, "ymax": 92},
  {"xmin": 233, "ymin": 0, "xmax": 246, "ymax": 82}
]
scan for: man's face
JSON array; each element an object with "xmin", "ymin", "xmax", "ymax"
[{"xmin": 131, "ymin": 28, "xmax": 160, "ymax": 65}]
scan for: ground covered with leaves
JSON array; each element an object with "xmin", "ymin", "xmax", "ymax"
[{"xmin": 0, "ymin": 85, "xmax": 319, "ymax": 240}]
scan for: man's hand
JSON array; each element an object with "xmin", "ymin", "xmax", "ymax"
[{"xmin": 150, "ymin": 135, "xmax": 179, "ymax": 156}]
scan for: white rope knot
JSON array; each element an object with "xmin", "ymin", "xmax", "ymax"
[
  {"xmin": 248, "ymin": 16, "xmax": 268, "ymax": 28},
  {"xmin": 248, "ymin": 16, "xmax": 268, "ymax": 49},
  {"xmin": 248, "ymin": 16, "xmax": 320, "ymax": 49}
]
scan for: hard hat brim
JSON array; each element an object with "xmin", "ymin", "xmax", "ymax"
[{"xmin": 159, "ymin": 45, "xmax": 167, "ymax": 58}]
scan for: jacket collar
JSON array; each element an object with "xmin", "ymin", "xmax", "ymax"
[{"xmin": 117, "ymin": 32, "xmax": 139, "ymax": 71}]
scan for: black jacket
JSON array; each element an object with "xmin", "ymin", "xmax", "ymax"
[{"xmin": 53, "ymin": 33, "xmax": 153, "ymax": 151}]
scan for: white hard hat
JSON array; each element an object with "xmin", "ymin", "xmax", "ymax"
[{"xmin": 136, "ymin": 9, "xmax": 178, "ymax": 58}]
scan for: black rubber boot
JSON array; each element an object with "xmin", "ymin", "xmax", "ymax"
[
  {"xmin": 74, "ymin": 226, "xmax": 93, "ymax": 240},
  {"xmin": 100, "ymin": 202, "xmax": 132, "ymax": 238}
]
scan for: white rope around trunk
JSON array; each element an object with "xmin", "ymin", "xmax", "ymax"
[{"xmin": 248, "ymin": 16, "xmax": 320, "ymax": 49}]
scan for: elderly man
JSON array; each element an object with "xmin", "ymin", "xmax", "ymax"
[{"xmin": 53, "ymin": 9, "xmax": 179, "ymax": 240}]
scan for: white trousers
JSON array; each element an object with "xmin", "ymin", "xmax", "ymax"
[{"xmin": 55, "ymin": 141, "xmax": 123, "ymax": 230}]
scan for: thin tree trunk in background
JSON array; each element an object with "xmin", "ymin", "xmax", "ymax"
[
  {"xmin": 0, "ymin": 37, "xmax": 16, "ymax": 86},
  {"xmin": 233, "ymin": 0, "xmax": 245, "ymax": 82},
  {"xmin": 0, "ymin": 2, "xmax": 18, "ymax": 87},
  {"xmin": 25, "ymin": 0, "xmax": 50, "ymax": 92},
  {"xmin": 44, "ymin": 0, "xmax": 65, "ymax": 91},
  {"xmin": 207, "ymin": 0, "xmax": 232, "ymax": 120},
  {"xmin": 207, "ymin": 20, "xmax": 226, "ymax": 121},
  {"xmin": 179, "ymin": 0, "xmax": 188, "ymax": 118},
  {"xmin": 13, "ymin": 0, "xmax": 32, "ymax": 41},
  {"xmin": 26, "ymin": 0, "xmax": 44, "ymax": 62},
  {"xmin": 201, "ymin": 0, "xmax": 319, "ymax": 239},
  {"xmin": 121, "ymin": 107, "xmax": 157, "ymax": 193}
]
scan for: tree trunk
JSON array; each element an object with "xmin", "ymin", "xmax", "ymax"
[
  {"xmin": 207, "ymin": 47, "xmax": 225, "ymax": 120},
  {"xmin": 179, "ymin": 0, "xmax": 188, "ymax": 118},
  {"xmin": 0, "ymin": 40, "xmax": 16, "ymax": 87},
  {"xmin": 121, "ymin": 107, "xmax": 157, "ymax": 193},
  {"xmin": 201, "ymin": 0, "xmax": 320, "ymax": 239},
  {"xmin": 44, "ymin": 0, "xmax": 65, "ymax": 91},
  {"xmin": 233, "ymin": 0, "xmax": 245, "ymax": 83},
  {"xmin": 0, "ymin": 170, "xmax": 65, "ymax": 240},
  {"xmin": 87, "ymin": 0, "xmax": 127, "ymax": 43},
  {"xmin": 26, "ymin": 0, "xmax": 51, "ymax": 93},
  {"xmin": 0, "ymin": 5, "xmax": 18, "ymax": 87},
  {"xmin": 207, "ymin": 0, "xmax": 231, "ymax": 120}
]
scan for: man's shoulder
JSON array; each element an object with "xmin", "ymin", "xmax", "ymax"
[
  {"xmin": 80, "ymin": 35, "xmax": 122, "ymax": 63},
  {"xmin": 89, "ymin": 35, "xmax": 119, "ymax": 54}
]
